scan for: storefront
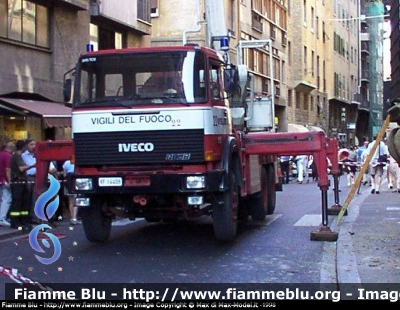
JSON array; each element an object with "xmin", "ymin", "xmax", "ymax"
[{"xmin": 0, "ymin": 96, "xmax": 71, "ymax": 142}]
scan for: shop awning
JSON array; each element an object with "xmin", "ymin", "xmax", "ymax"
[{"xmin": 0, "ymin": 97, "xmax": 71, "ymax": 128}]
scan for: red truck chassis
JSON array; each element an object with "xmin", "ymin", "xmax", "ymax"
[{"xmin": 34, "ymin": 131, "xmax": 341, "ymax": 241}]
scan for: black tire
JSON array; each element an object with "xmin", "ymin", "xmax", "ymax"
[
  {"xmin": 81, "ymin": 205, "xmax": 112, "ymax": 242},
  {"xmin": 213, "ymin": 169, "xmax": 239, "ymax": 241},
  {"xmin": 237, "ymin": 202, "xmax": 249, "ymax": 222},
  {"xmin": 248, "ymin": 166, "xmax": 268, "ymax": 220},
  {"xmin": 266, "ymin": 164, "xmax": 276, "ymax": 215}
]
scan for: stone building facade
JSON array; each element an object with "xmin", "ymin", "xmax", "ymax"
[{"xmin": 0, "ymin": 0, "xmax": 151, "ymax": 142}]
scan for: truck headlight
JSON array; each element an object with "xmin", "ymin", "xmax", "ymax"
[
  {"xmin": 75, "ymin": 196, "xmax": 90, "ymax": 207},
  {"xmin": 75, "ymin": 178, "xmax": 93, "ymax": 191},
  {"xmin": 186, "ymin": 176, "xmax": 205, "ymax": 189},
  {"xmin": 187, "ymin": 196, "xmax": 204, "ymax": 205}
]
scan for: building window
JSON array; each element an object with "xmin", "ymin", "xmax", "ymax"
[
  {"xmin": 151, "ymin": 0, "xmax": 159, "ymax": 17},
  {"xmin": 310, "ymin": 7, "xmax": 314, "ymax": 32},
  {"xmin": 90, "ymin": 23, "xmax": 124, "ymax": 51},
  {"xmin": 311, "ymin": 50, "xmax": 315, "ymax": 76},
  {"xmin": 137, "ymin": 0, "xmax": 151, "ymax": 23},
  {"xmin": 304, "ymin": 93, "xmax": 308, "ymax": 110},
  {"xmin": 0, "ymin": 0, "xmax": 49, "ymax": 48},
  {"xmin": 227, "ymin": 0, "xmax": 236, "ymax": 37},
  {"xmin": 90, "ymin": 24, "xmax": 98, "ymax": 51}
]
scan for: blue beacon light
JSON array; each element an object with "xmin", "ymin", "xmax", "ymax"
[
  {"xmin": 220, "ymin": 37, "xmax": 229, "ymax": 51},
  {"xmin": 86, "ymin": 44, "xmax": 94, "ymax": 52}
]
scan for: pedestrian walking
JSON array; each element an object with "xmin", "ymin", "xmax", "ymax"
[
  {"xmin": 387, "ymin": 155, "xmax": 400, "ymax": 193},
  {"xmin": 279, "ymin": 155, "xmax": 291, "ymax": 184},
  {"xmin": 308, "ymin": 155, "xmax": 318, "ymax": 182},
  {"xmin": 0, "ymin": 141, "xmax": 14, "ymax": 227},
  {"xmin": 359, "ymin": 141, "xmax": 370, "ymax": 185},
  {"xmin": 295, "ymin": 155, "xmax": 309, "ymax": 184},
  {"xmin": 366, "ymin": 135, "xmax": 389, "ymax": 194},
  {"xmin": 344, "ymin": 146, "xmax": 358, "ymax": 186},
  {"xmin": 9, "ymin": 140, "xmax": 35, "ymax": 229},
  {"xmin": 357, "ymin": 140, "xmax": 369, "ymax": 162}
]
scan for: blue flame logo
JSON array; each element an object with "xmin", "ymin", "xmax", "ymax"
[{"xmin": 29, "ymin": 174, "xmax": 62, "ymax": 265}]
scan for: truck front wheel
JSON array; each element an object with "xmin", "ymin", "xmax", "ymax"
[
  {"xmin": 212, "ymin": 170, "xmax": 238, "ymax": 241},
  {"xmin": 81, "ymin": 204, "xmax": 112, "ymax": 242}
]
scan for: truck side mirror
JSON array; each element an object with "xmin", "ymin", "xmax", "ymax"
[
  {"xmin": 63, "ymin": 78, "xmax": 72, "ymax": 102},
  {"xmin": 224, "ymin": 68, "xmax": 237, "ymax": 94}
]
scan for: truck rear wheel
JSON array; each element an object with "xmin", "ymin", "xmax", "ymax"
[
  {"xmin": 248, "ymin": 165, "xmax": 276, "ymax": 220},
  {"xmin": 266, "ymin": 164, "xmax": 276, "ymax": 215},
  {"xmin": 248, "ymin": 166, "xmax": 268, "ymax": 220},
  {"xmin": 213, "ymin": 170, "xmax": 238, "ymax": 241},
  {"xmin": 81, "ymin": 205, "xmax": 112, "ymax": 242}
]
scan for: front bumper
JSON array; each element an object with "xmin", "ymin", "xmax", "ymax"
[{"xmin": 67, "ymin": 170, "xmax": 226, "ymax": 195}]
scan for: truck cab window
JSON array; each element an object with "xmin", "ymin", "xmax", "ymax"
[
  {"xmin": 210, "ymin": 64, "xmax": 225, "ymax": 104},
  {"xmin": 75, "ymin": 51, "xmax": 209, "ymax": 107}
]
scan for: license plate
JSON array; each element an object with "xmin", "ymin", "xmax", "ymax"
[
  {"xmin": 98, "ymin": 177, "xmax": 123, "ymax": 187},
  {"xmin": 125, "ymin": 176, "xmax": 151, "ymax": 187}
]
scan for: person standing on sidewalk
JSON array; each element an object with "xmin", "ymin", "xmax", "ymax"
[
  {"xmin": 21, "ymin": 138, "xmax": 37, "ymax": 223},
  {"xmin": 21, "ymin": 138, "xmax": 57, "ymax": 224},
  {"xmin": 366, "ymin": 135, "xmax": 389, "ymax": 194},
  {"xmin": 9, "ymin": 140, "xmax": 35, "ymax": 229},
  {"xmin": 0, "ymin": 141, "xmax": 14, "ymax": 227}
]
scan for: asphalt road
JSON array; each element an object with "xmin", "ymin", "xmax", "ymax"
[{"xmin": 1, "ymin": 175, "xmax": 346, "ymax": 300}]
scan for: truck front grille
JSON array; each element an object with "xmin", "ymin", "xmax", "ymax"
[{"xmin": 74, "ymin": 129, "xmax": 204, "ymax": 165}]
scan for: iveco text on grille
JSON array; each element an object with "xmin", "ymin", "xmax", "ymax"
[{"xmin": 118, "ymin": 143, "xmax": 154, "ymax": 152}]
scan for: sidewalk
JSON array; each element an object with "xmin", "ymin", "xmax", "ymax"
[{"xmin": 333, "ymin": 180, "xmax": 400, "ymax": 284}]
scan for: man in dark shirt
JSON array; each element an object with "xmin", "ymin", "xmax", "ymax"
[{"xmin": 9, "ymin": 140, "xmax": 35, "ymax": 229}]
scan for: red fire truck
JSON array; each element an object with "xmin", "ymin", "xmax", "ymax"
[{"xmin": 35, "ymin": 1, "xmax": 340, "ymax": 243}]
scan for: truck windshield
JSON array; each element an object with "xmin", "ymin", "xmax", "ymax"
[{"xmin": 74, "ymin": 50, "xmax": 207, "ymax": 107}]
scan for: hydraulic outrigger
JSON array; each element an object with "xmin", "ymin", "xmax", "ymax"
[{"xmin": 34, "ymin": 130, "xmax": 341, "ymax": 241}]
